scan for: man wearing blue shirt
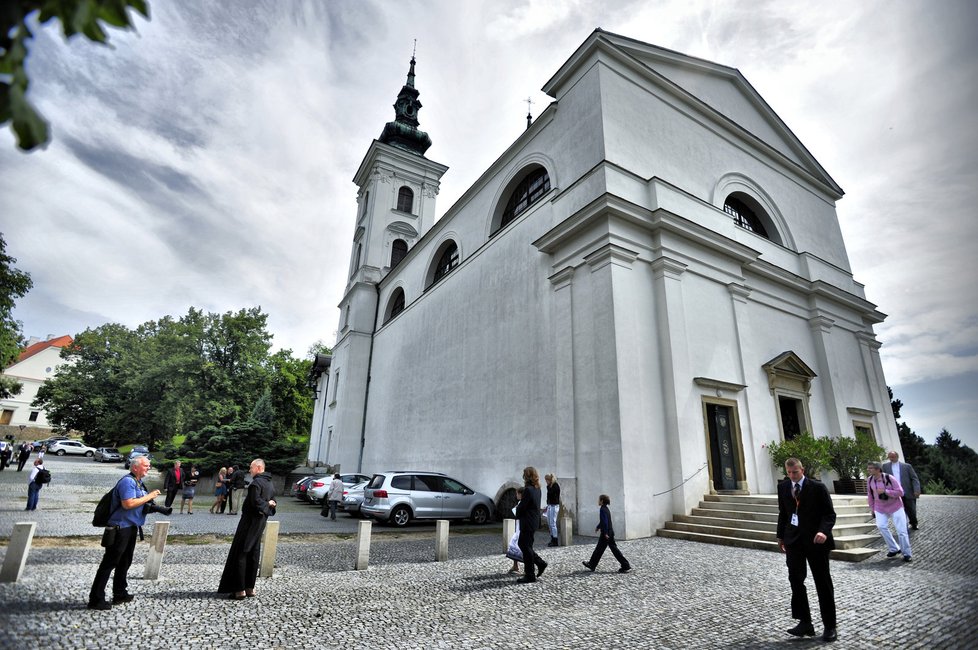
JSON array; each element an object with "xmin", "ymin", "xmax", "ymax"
[{"xmin": 88, "ymin": 455, "xmax": 162, "ymax": 610}]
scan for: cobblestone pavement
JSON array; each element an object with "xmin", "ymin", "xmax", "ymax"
[{"xmin": 1, "ymin": 457, "xmax": 976, "ymax": 649}]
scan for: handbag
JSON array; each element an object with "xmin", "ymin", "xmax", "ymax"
[{"xmin": 101, "ymin": 526, "xmax": 119, "ymax": 548}]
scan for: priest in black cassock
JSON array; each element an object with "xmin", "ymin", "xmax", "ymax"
[{"xmin": 218, "ymin": 458, "xmax": 276, "ymax": 599}]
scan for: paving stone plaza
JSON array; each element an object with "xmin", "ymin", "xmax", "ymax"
[{"xmin": 1, "ymin": 457, "xmax": 975, "ymax": 649}]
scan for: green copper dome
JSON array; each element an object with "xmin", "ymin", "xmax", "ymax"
[{"xmin": 379, "ymin": 55, "xmax": 432, "ymax": 156}]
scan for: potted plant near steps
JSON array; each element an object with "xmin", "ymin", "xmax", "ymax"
[
  {"xmin": 827, "ymin": 432, "xmax": 885, "ymax": 494},
  {"xmin": 766, "ymin": 433, "xmax": 832, "ymax": 480}
]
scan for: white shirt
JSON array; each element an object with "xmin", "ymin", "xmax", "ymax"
[
  {"xmin": 890, "ymin": 462, "xmax": 902, "ymax": 483},
  {"xmin": 28, "ymin": 464, "xmax": 43, "ymax": 484}
]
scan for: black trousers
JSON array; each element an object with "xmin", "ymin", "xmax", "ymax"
[
  {"xmin": 588, "ymin": 533, "xmax": 630, "ymax": 569},
  {"xmin": 90, "ymin": 526, "xmax": 138, "ymax": 603},
  {"xmin": 164, "ymin": 488, "xmax": 178, "ymax": 508},
  {"xmin": 785, "ymin": 544, "xmax": 836, "ymax": 628},
  {"xmin": 903, "ymin": 497, "xmax": 918, "ymax": 528},
  {"xmin": 517, "ymin": 530, "xmax": 545, "ymax": 581},
  {"xmin": 226, "ymin": 488, "xmax": 236, "ymax": 513},
  {"xmin": 17, "ymin": 455, "xmax": 29, "ymax": 471}
]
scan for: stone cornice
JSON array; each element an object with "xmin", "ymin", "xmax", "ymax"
[
  {"xmin": 694, "ymin": 377, "xmax": 747, "ymax": 393},
  {"xmin": 584, "ymin": 243, "xmax": 640, "ymax": 272}
]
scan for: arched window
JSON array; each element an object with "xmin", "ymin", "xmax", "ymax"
[
  {"xmin": 431, "ymin": 241, "xmax": 459, "ymax": 286},
  {"xmin": 499, "ymin": 167, "xmax": 550, "ymax": 231},
  {"xmin": 397, "ymin": 186, "xmax": 414, "ymax": 213},
  {"xmin": 384, "ymin": 288, "xmax": 406, "ymax": 323},
  {"xmin": 390, "ymin": 239, "xmax": 408, "ymax": 267},
  {"xmin": 723, "ymin": 195, "xmax": 770, "ymax": 239}
]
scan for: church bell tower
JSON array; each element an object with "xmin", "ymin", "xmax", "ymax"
[{"xmin": 312, "ymin": 53, "xmax": 448, "ymax": 471}]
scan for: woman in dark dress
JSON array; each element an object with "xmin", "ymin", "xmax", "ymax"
[
  {"xmin": 218, "ymin": 458, "xmax": 277, "ymax": 599},
  {"xmin": 514, "ymin": 466, "xmax": 547, "ymax": 583}
]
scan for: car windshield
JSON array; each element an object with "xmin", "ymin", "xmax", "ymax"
[{"xmin": 104, "ymin": 448, "xmax": 119, "ymax": 454}]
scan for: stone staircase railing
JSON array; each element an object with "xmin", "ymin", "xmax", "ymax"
[{"xmin": 656, "ymin": 494, "xmax": 879, "ymax": 562}]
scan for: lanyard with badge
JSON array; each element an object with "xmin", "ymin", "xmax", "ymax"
[{"xmin": 790, "ymin": 482, "xmax": 801, "ymax": 527}]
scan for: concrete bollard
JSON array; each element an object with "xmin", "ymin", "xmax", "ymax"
[
  {"xmin": 435, "ymin": 520, "xmax": 449, "ymax": 561},
  {"xmin": 143, "ymin": 521, "xmax": 170, "ymax": 580},
  {"xmin": 503, "ymin": 518, "xmax": 516, "ymax": 551},
  {"xmin": 259, "ymin": 520, "xmax": 280, "ymax": 578},
  {"xmin": 355, "ymin": 519, "xmax": 372, "ymax": 570},
  {"xmin": 559, "ymin": 516, "xmax": 573, "ymax": 546},
  {"xmin": 0, "ymin": 522, "xmax": 37, "ymax": 583}
]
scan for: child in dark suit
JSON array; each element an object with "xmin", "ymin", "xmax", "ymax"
[{"xmin": 582, "ymin": 494, "xmax": 631, "ymax": 573}]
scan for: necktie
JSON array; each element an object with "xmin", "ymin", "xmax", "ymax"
[{"xmin": 793, "ymin": 483, "xmax": 801, "ymax": 499}]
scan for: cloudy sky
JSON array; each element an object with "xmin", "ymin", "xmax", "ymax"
[{"xmin": 2, "ymin": 0, "xmax": 976, "ymax": 449}]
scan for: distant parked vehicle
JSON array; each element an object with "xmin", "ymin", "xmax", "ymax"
[
  {"xmin": 307, "ymin": 473, "xmax": 372, "ymax": 505},
  {"xmin": 124, "ymin": 446, "xmax": 152, "ymax": 469},
  {"xmin": 293, "ymin": 476, "xmax": 316, "ymax": 501},
  {"xmin": 32, "ymin": 436, "xmax": 68, "ymax": 451},
  {"xmin": 341, "ymin": 480, "xmax": 370, "ymax": 517},
  {"xmin": 47, "ymin": 440, "xmax": 97, "ymax": 457},
  {"xmin": 290, "ymin": 476, "xmax": 316, "ymax": 497},
  {"xmin": 361, "ymin": 471, "xmax": 495, "ymax": 527},
  {"xmin": 93, "ymin": 447, "xmax": 123, "ymax": 463}
]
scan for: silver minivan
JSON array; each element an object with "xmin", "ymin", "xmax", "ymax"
[{"xmin": 361, "ymin": 471, "xmax": 494, "ymax": 527}]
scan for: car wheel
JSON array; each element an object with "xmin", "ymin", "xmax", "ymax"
[
  {"xmin": 56, "ymin": 449, "xmax": 66, "ymax": 456},
  {"xmin": 389, "ymin": 505, "xmax": 411, "ymax": 527},
  {"xmin": 471, "ymin": 505, "xmax": 490, "ymax": 525},
  {"xmin": 85, "ymin": 451, "xmax": 94, "ymax": 457}
]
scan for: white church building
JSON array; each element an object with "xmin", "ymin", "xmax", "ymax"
[{"xmin": 308, "ymin": 30, "xmax": 897, "ymax": 538}]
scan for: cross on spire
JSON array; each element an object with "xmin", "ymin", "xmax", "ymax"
[{"xmin": 525, "ymin": 96, "xmax": 535, "ymax": 130}]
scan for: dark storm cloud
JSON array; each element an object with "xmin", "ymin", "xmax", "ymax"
[{"xmin": 62, "ymin": 136, "xmax": 207, "ymax": 200}]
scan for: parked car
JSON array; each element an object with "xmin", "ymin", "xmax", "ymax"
[
  {"xmin": 32, "ymin": 436, "xmax": 68, "ymax": 451},
  {"xmin": 307, "ymin": 473, "xmax": 372, "ymax": 505},
  {"xmin": 93, "ymin": 447, "xmax": 123, "ymax": 463},
  {"xmin": 47, "ymin": 440, "xmax": 97, "ymax": 457},
  {"xmin": 361, "ymin": 471, "xmax": 495, "ymax": 527},
  {"xmin": 293, "ymin": 476, "xmax": 316, "ymax": 501},
  {"xmin": 290, "ymin": 475, "xmax": 315, "ymax": 497},
  {"xmin": 124, "ymin": 446, "xmax": 152, "ymax": 469},
  {"xmin": 341, "ymin": 480, "xmax": 370, "ymax": 517}
]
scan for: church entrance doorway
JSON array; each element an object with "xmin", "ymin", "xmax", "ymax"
[{"xmin": 706, "ymin": 403, "xmax": 739, "ymax": 491}]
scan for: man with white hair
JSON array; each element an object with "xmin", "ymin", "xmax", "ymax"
[{"xmin": 89, "ymin": 455, "xmax": 162, "ymax": 610}]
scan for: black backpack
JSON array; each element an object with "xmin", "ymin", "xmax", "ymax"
[
  {"xmin": 93, "ymin": 475, "xmax": 132, "ymax": 527},
  {"xmin": 34, "ymin": 468, "xmax": 52, "ymax": 485}
]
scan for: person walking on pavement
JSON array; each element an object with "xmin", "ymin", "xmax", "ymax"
[
  {"xmin": 0, "ymin": 442, "xmax": 11, "ymax": 470},
  {"xmin": 26, "ymin": 457, "xmax": 46, "ymax": 510},
  {"xmin": 582, "ymin": 494, "xmax": 632, "ymax": 573},
  {"xmin": 210, "ymin": 467, "xmax": 228, "ymax": 514},
  {"xmin": 776, "ymin": 457, "xmax": 838, "ymax": 642},
  {"xmin": 180, "ymin": 464, "xmax": 200, "ymax": 514},
  {"xmin": 163, "ymin": 460, "xmax": 182, "ymax": 509},
  {"xmin": 228, "ymin": 465, "xmax": 247, "ymax": 514},
  {"xmin": 88, "ymin": 455, "xmax": 162, "ymax": 610},
  {"xmin": 882, "ymin": 451, "xmax": 922, "ymax": 530},
  {"xmin": 17, "ymin": 441, "xmax": 32, "ymax": 471},
  {"xmin": 324, "ymin": 473, "xmax": 344, "ymax": 521},
  {"xmin": 218, "ymin": 458, "xmax": 276, "ymax": 599},
  {"xmin": 514, "ymin": 466, "xmax": 547, "ymax": 584},
  {"xmin": 543, "ymin": 473, "xmax": 560, "ymax": 547},
  {"xmin": 867, "ymin": 461, "xmax": 912, "ymax": 562}
]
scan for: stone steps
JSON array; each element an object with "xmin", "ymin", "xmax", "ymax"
[{"xmin": 656, "ymin": 493, "xmax": 881, "ymax": 562}]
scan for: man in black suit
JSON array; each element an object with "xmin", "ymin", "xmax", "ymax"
[
  {"xmin": 776, "ymin": 457, "xmax": 838, "ymax": 642},
  {"xmin": 163, "ymin": 460, "xmax": 183, "ymax": 509}
]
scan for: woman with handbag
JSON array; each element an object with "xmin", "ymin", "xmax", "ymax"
[{"xmin": 210, "ymin": 467, "xmax": 228, "ymax": 514}]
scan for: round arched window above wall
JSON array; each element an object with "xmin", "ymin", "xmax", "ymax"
[{"xmin": 723, "ymin": 194, "xmax": 770, "ymax": 239}]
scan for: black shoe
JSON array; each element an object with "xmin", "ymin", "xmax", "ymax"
[
  {"xmin": 618, "ymin": 566, "xmax": 632, "ymax": 574},
  {"xmin": 822, "ymin": 627, "xmax": 838, "ymax": 642},
  {"xmin": 87, "ymin": 600, "xmax": 111, "ymax": 611},
  {"xmin": 536, "ymin": 561, "xmax": 547, "ymax": 577},
  {"xmin": 548, "ymin": 538, "xmax": 558, "ymax": 547},
  {"xmin": 786, "ymin": 622, "xmax": 816, "ymax": 637},
  {"xmin": 903, "ymin": 556, "xmax": 912, "ymax": 562},
  {"xmin": 582, "ymin": 561, "xmax": 595, "ymax": 572},
  {"xmin": 516, "ymin": 577, "xmax": 536, "ymax": 584},
  {"xmin": 112, "ymin": 593, "xmax": 134, "ymax": 604},
  {"xmin": 911, "ymin": 525, "xmax": 918, "ymax": 530},
  {"xmin": 886, "ymin": 550, "xmax": 901, "ymax": 558}
]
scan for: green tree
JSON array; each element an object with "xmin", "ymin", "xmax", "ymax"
[
  {"xmin": 33, "ymin": 323, "xmax": 137, "ymax": 446},
  {"xmin": 267, "ymin": 349, "xmax": 313, "ymax": 440},
  {"xmin": 0, "ymin": 233, "xmax": 33, "ymax": 398},
  {"xmin": 1, "ymin": 0, "xmax": 150, "ymax": 151}
]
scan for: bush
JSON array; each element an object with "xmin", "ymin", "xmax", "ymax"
[
  {"xmin": 766, "ymin": 434, "xmax": 831, "ymax": 479},
  {"xmin": 924, "ymin": 478, "xmax": 961, "ymax": 495},
  {"xmin": 827, "ymin": 432, "xmax": 885, "ymax": 479}
]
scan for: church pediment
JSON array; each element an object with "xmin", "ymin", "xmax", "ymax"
[
  {"xmin": 762, "ymin": 351, "xmax": 817, "ymax": 393},
  {"xmin": 544, "ymin": 30, "xmax": 842, "ymax": 198},
  {"xmin": 387, "ymin": 221, "xmax": 419, "ymax": 237}
]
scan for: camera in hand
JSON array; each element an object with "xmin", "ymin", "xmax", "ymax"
[
  {"xmin": 144, "ymin": 500, "xmax": 173, "ymax": 516},
  {"xmin": 878, "ymin": 493, "xmax": 889, "ymax": 501}
]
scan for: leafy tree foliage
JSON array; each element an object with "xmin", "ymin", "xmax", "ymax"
[
  {"xmin": 0, "ymin": 233, "xmax": 33, "ymax": 398},
  {"xmin": 1, "ymin": 0, "xmax": 150, "ymax": 151},
  {"xmin": 33, "ymin": 306, "xmax": 311, "ymax": 474},
  {"xmin": 891, "ymin": 389, "xmax": 978, "ymax": 495}
]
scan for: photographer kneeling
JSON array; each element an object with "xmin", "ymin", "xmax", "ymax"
[{"xmin": 88, "ymin": 455, "xmax": 170, "ymax": 610}]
